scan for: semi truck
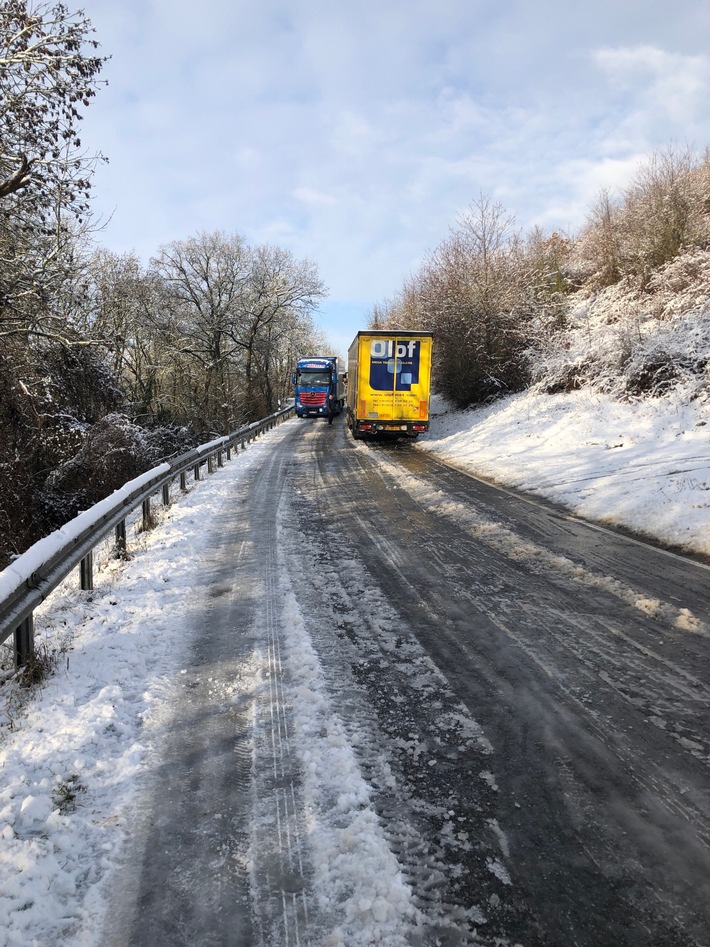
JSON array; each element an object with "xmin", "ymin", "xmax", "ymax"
[
  {"xmin": 292, "ymin": 355, "xmax": 346, "ymax": 419},
  {"xmin": 346, "ymin": 330, "xmax": 433, "ymax": 439}
]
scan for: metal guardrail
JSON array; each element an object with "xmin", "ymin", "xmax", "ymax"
[{"xmin": 0, "ymin": 405, "xmax": 294, "ymax": 667}]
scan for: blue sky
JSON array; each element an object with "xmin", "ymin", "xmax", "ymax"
[{"xmin": 78, "ymin": 0, "xmax": 710, "ymax": 355}]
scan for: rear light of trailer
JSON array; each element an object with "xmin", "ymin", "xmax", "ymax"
[
  {"xmin": 412, "ymin": 424, "xmax": 426, "ymax": 432},
  {"xmin": 359, "ymin": 423, "xmax": 373, "ymax": 431}
]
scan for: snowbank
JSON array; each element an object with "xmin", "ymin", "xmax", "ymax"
[{"xmin": 420, "ymin": 390, "xmax": 710, "ymax": 557}]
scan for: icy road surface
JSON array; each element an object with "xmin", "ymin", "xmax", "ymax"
[{"xmin": 99, "ymin": 416, "xmax": 710, "ymax": 947}]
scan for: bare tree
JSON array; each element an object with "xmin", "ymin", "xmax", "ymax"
[
  {"xmin": 415, "ymin": 194, "xmax": 532, "ymax": 405},
  {"xmin": 149, "ymin": 232, "xmax": 252, "ymax": 430},
  {"xmin": 576, "ymin": 145, "xmax": 710, "ymax": 288},
  {"xmin": 150, "ymin": 232, "xmax": 326, "ymax": 430},
  {"xmin": 0, "ymin": 0, "xmax": 106, "ymax": 205},
  {"xmin": 0, "ymin": 0, "xmax": 107, "ymax": 338},
  {"xmin": 232, "ymin": 243, "xmax": 325, "ymax": 416},
  {"xmin": 77, "ymin": 249, "xmax": 175, "ymax": 420},
  {"xmin": 578, "ymin": 188, "xmax": 621, "ymax": 287},
  {"xmin": 622, "ymin": 145, "xmax": 697, "ymax": 277}
]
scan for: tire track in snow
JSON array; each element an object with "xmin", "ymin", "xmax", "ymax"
[
  {"xmin": 248, "ymin": 444, "xmax": 313, "ymax": 946},
  {"xmin": 251, "ymin": 426, "xmax": 421, "ymax": 946}
]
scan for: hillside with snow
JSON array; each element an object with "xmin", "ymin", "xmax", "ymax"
[{"xmin": 420, "ymin": 248, "xmax": 710, "ymax": 560}]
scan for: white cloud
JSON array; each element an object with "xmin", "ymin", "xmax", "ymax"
[
  {"xmin": 594, "ymin": 45, "xmax": 710, "ymax": 133},
  {"xmin": 293, "ymin": 187, "xmax": 340, "ymax": 207}
]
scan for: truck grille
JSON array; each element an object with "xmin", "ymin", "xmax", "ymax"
[{"xmin": 300, "ymin": 391, "xmax": 327, "ymax": 406}]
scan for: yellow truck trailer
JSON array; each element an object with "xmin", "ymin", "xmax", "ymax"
[{"xmin": 346, "ymin": 330, "xmax": 433, "ymax": 439}]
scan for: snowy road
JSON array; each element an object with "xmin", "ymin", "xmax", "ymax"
[
  {"xmin": 0, "ymin": 412, "xmax": 688, "ymax": 947},
  {"xmin": 98, "ymin": 415, "xmax": 710, "ymax": 946},
  {"xmin": 281, "ymin": 418, "xmax": 710, "ymax": 946}
]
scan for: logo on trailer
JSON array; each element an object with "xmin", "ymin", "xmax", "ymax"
[{"xmin": 369, "ymin": 339, "xmax": 420, "ymax": 391}]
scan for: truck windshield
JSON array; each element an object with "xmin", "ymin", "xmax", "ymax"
[{"xmin": 298, "ymin": 370, "xmax": 331, "ymax": 386}]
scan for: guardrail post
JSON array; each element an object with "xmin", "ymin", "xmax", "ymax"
[
  {"xmin": 194, "ymin": 462, "xmax": 201, "ymax": 481},
  {"xmin": 180, "ymin": 471, "xmax": 187, "ymax": 491},
  {"xmin": 142, "ymin": 497, "xmax": 151, "ymax": 531},
  {"xmin": 226, "ymin": 445, "xmax": 232, "ymax": 460},
  {"xmin": 115, "ymin": 519, "xmax": 127, "ymax": 558},
  {"xmin": 217, "ymin": 450, "xmax": 224, "ymax": 467},
  {"xmin": 162, "ymin": 483, "xmax": 170, "ymax": 506},
  {"xmin": 80, "ymin": 550, "xmax": 94, "ymax": 591},
  {"xmin": 14, "ymin": 616, "xmax": 34, "ymax": 668},
  {"xmin": 207, "ymin": 455, "xmax": 214, "ymax": 474}
]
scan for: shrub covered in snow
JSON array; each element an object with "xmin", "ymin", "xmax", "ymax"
[
  {"xmin": 0, "ymin": 340, "xmax": 198, "ymax": 570},
  {"xmin": 529, "ymin": 248, "xmax": 710, "ymax": 402}
]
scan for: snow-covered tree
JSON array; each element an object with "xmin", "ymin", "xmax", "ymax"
[{"xmin": 0, "ymin": 0, "xmax": 107, "ymax": 339}]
